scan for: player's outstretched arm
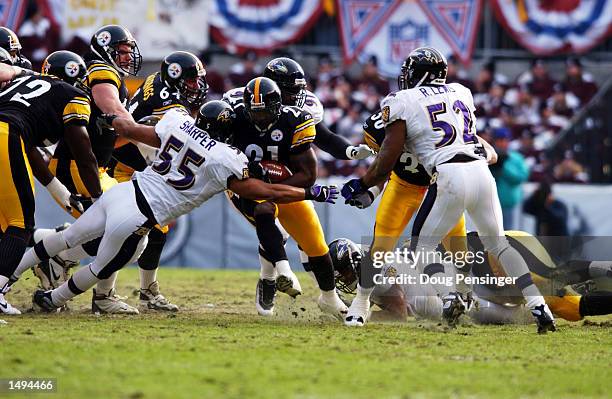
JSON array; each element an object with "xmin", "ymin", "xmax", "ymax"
[
  {"xmin": 314, "ymin": 122, "xmax": 373, "ymax": 160},
  {"xmin": 0, "ymin": 63, "xmax": 33, "ymax": 82},
  {"xmin": 64, "ymin": 125, "xmax": 103, "ymax": 199},
  {"xmin": 477, "ymin": 135, "xmax": 498, "ymax": 164},
  {"xmin": 91, "ymin": 83, "xmax": 133, "ymax": 120},
  {"xmin": 228, "ymin": 177, "xmax": 338, "ymax": 204},
  {"xmin": 362, "ymin": 120, "xmax": 406, "ymax": 187},
  {"xmin": 109, "ymin": 116, "xmax": 161, "ymax": 148}
]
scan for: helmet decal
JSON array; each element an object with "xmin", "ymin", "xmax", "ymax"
[
  {"xmin": 268, "ymin": 59, "xmax": 289, "ymax": 74},
  {"xmin": 167, "ymin": 62, "xmax": 182, "ymax": 79},
  {"xmin": 96, "ymin": 31, "xmax": 112, "ymax": 47},
  {"xmin": 64, "ymin": 61, "xmax": 80, "ymax": 78}
]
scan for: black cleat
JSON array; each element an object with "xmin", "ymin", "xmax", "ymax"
[
  {"xmin": 255, "ymin": 279, "xmax": 276, "ymax": 316},
  {"xmin": 531, "ymin": 304, "xmax": 557, "ymax": 334},
  {"xmin": 442, "ymin": 292, "xmax": 473, "ymax": 328},
  {"xmin": 32, "ymin": 290, "xmax": 59, "ymax": 312}
]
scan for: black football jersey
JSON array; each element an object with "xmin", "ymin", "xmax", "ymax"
[
  {"xmin": 111, "ymin": 72, "xmax": 187, "ymax": 172},
  {"xmin": 0, "ymin": 74, "xmax": 90, "ymax": 148},
  {"xmin": 232, "ymin": 105, "xmax": 316, "ymax": 166},
  {"xmin": 363, "ymin": 110, "xmax": 431, "ymax": 187},
  {"xmin": 54, "ymin": 53, "xmax": 129, "ymax": 168}
]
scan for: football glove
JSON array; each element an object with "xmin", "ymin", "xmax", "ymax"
[
  {"xmin": 341, "ymin": 178, "xmax": 368, "ymax": 201},
  {"xmin": 306, "ymin": 184, "xmax": 339, "ymax": 204},
  {"xmin": 346, "ymin": 144, "xmax": 375, "ymax": 160},
  {"xmin": 46, "ymin": 178, "xmax": 84, "ymax": 214},
  {"xmin": 346, "ymin": 189, "xmax": 375, "ymax": 209},
  {"xmin": 247, "ymin": 161, "xmax": 270, "ymax": 183}
]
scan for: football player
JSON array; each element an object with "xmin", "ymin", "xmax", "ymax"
[
  {"xmin": 224, "ymin": 77, "xmax": 348, "ymax": 319},
  {"xmin": 0, "ymin": 27, "xmax": 32, "ymax": 69},
  {"xmin": 44, "ymin": 25, "xmax": 143, "ymax": 314},
  {"xmin": 341, "ymin": 47, "xmax": 556, "ymax": 333},
  {"xmin": 329, "ymin": 234, "xmax": 612, "ymax": 325},
  {"xmin": 106, "ymin": 51, "xmax": 208, "ymax": 312},
  {"xmin": 0, "ymin": 53, "xmax": 101, "ymax": 314},
  {"xmin": 22, "ymin": 105, "xmax": 338, "ymax": 312}
]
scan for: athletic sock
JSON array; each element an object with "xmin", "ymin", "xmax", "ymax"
[
  {"xmin": 13, "ymin": 232, "xmax": 68, "ymax": 279},
  {"xmin": 309, "ymin": 254, "xmax": 336, "ymax": 292},
  {"xmin": 497, "ymin": 246, "xmax": 546, "ymax": 309},
  {"xmin": 52, "ymin": 265, "xmax": 99, "ymax": 306},
  {"xmin": 258, "ymin": 253, "xmax": 276, "ymax": 280},
  {"xmin": 254, "ymin": 213, "xmax": 287, "ymax": 263},
  {"xmin": 139, "ymin": 268, "xmax": 158, "ymax": 291},
  {"xmin": 95, "ymin": 271, "xmax": 118, "ymax": 297}
]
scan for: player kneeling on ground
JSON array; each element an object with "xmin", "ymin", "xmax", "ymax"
[{"xmin": 14, "ymin": 102, "xmax": 338, "ymax": 312}]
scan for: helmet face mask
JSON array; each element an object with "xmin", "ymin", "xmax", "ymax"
[
  {"xmin": 244, "ymin": 77, "xmax": 282, "ymax": 132},
  {"xmin": 329, "ymin": 238, "xmax": 363, "ymax": 295},
  {"xmin": 91, "ymin": 25, "xmax": 142, "ymax": 76},
  {"xmin": 0, "ymin": 27, "xmax": 23, "ymax": 65},
  {"xmin": 399, "ymin": 47, "xmax": 448, "ymax": 89},
  {"xmin": 161, "ymin": 51, "xmax": 208, "ymax": 110}
]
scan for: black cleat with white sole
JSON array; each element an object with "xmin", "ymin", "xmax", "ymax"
[
  {"xmin": 255, "ymin": 279, "xmax": 276, "ymax": 316},
  {"xmin": 532, "ymin": 304, "xmax": 557, "ymax": 334},
  {"xmin": 442, "ymin": 292, "xmax": 473, "ymax": 328},
  {"xmin": 33, "ymin": 290, "xmax": 59, "ymax": 312}
]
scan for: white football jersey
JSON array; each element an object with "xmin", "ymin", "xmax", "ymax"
[
  {"xmin": 135, "ymin": 109, "xmax": 249, "ymax": 226},
  {"xmin": 381, "ymin": 83, "xmax": 481, "ymax": 174},
  {"xmin": 223, "ymin": 87, "xmax": 324, "ymax": 125}
]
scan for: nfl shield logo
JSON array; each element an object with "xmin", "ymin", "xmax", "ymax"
[{"xmin": 389, "ymin": 20, "xmax": 429, "ymax": 64}]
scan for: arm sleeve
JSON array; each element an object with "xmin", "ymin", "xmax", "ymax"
[
  {"xmin": 62, "ymin": 96, "xmax": 91, "ymax": 126},
  {"xmin": 86, "ymin": 63, "xmax": 121, "ymax": 89},
  {"xmin": 290, "ymin": 113, "xmax": 316, "ymax": 153},
  {"xmin": 313, "ymin": 122, "xmax": 352, "ymax": 160}
]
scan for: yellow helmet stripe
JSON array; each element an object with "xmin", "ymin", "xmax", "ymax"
[{"xmin": 253, "ymin": 78, "xmax": 261, "ymax": 104}]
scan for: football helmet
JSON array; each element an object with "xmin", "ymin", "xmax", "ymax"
[
  {"xmin": 243, "ymin": 77, "xmax": 282, "ymax": 132},
  {"xmin": 0, "ymin": 47, "xmax": 12, "ymax": 65},
  {"xmin": 161, "ymin": 51, "xmax": 208, "ymax": 109},
  {"xmin": 399, "ymin": 46, "xmax": 447, "ymax": 89},
  {"xmin": 90, "ymin": 25, "xmax": 142, "ymax": 76},
  {"xmin": 195, "ymin": 100, "xmax": 235, "ymax": 144},
  {"xmin": 329, "ymin": 238, "xmax": 363, "ymax": 295},
  {"xmin": 42, "ymin": 51, "xmax": 88, "ymax": 87},
  {"xmin": 263, "ymin": 57, "xmax": 307, "ymax": 107},
  {"xmin": 0, "ymin": 27, "xmax": 23, "ymax": 64}
]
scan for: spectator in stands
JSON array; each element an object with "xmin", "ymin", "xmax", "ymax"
[
  {"xmin": 354, "ymin": 55, "xmax": 390, "ymax": 97},
  {"xmin": 490, "ymin": 127, "xmax": 530, "ymax": 229},
  {"xmin": 516, "ymin": 59, "xmax": 557, "ymax": 100},
  {"xmin": 446, "ymin": 55, "xmax": 474, "ymax": 91},
  {"xmin": 474, "ymin": 59, "xmax": 508, "ymax": 94},
  {"xmin": 523, "ymin": 181, "xmax": 569, "ymax": 236},
  {"xmin": 553, "ymin": 151, "xmax": 589, "ymax": 183},
  {"xmin": 562, "ymin": 58, "xmax": 598, "ymax": 105},
  {"xmin": 228, "ymin": 50, "xmax": 260, "ymax": 87},
  {"xmin": 18, "ymin": 0, "xmax": 60, "ymax": 71}
]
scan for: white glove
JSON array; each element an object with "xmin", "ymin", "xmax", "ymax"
[
  {"xmin": 46, "ymin": 177, "xmax": 83, "ymax": 214},
  {"xmin": 346, "ymin": 144, "xmax": 375, "ymax": 160}
]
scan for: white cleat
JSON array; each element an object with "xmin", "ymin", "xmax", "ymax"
[
  {"xmin": 344, "ymin": 297, "xmax": 371, "ymax": 327},
  {"xmin": 33, "ymin": 256, "xmax": 74, "ymax": 290},
  {"xmin": 139, "ymin": 281, "xmax": 179, "ymax": 312},
  {"xmin": 0, "ymin": 293, "xmax": 21, "ymax": 315},
  {"xmin": 317, "ymin": 291, "xmax": 348, "ymax": 321},
  {"xmin": 276, "ymin": 271, "xmax": 302, "ymax": 298},
  {"xmin": 92, "ymin": 288, "xmax": 139, "ymax": 315}
]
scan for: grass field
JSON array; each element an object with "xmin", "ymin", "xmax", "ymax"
[{"xmin": 1, "ymin": 267, "xmax": 611, "ymax": 399}]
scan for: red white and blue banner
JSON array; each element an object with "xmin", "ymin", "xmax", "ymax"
[
  {"xmin": 0, "ymin": 0, "xmax": 27, "ymax": 30},
  {"xmin": 492, "ymin": 0, "xmax": 612, "ymax": 55},
  {"xmin": 209, "ymin": 0, "xmax": 323, "ymax": 54},
  {"xmin": 338, "ymin": 0, "xmax": 481, "ymax": 76}
]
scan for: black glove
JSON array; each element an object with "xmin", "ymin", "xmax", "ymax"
[
  {"xmin": 346, "ymin": 189, "xmax": 375, "ymax": 209},
  {"xmin": 247, "ymin": 161, "xmax": 270, "ymax": 183},
  {"xmin": 98, "ymin": 114, "xmax": 118, "ymax": 130}
]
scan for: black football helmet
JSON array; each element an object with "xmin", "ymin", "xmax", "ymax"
[
  {"xmin": 329, "ymin": 238, "xmax": 363, "ymax": 295},
  {"xmin": 0, "ymin": 47, "xmax": 12, "ymax": 65},
  {"xmin": 90, "ymin": 25, "xmax": 142, "ymax": 76},
  {"xmin": 399, "ymin": 46, "xmax": 447, "ymax": 89},
  {"xmin": 161, "ymin": 51, "xmax": 208, "ymax": 110},
  {"xmin": 195, "ymin": 100, "xmax": 235, "ymax": 144},
  {"xmin": 0, "ymin": 27, "xmax": 23, "ymax": 64},
  {"xmin": 42, "ymin": 51, "xmax": 88, "ymax": 88},
  {"xmin": 263, "ymin": 57, "xmax": 307, "ymax": 107},
  {"xmin": 243, "ymin": 77, "xmax": 282, "ymax": 132}
]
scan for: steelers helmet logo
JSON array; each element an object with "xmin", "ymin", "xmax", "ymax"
[
  {"xmin": 385, "ymin": 266, "xmax": 397, "ymax": 277},
  {"xmin": 65, "ymin": 61, "xmax": 80, "ymax": 78},
  {"xmin": 96, "ymin": 31, "xmax": 112, "ymax": 47},
  {"xmin": 168, "ymin": 63, "xmax": 182, "ymax": 79},
  {"xmin": 270, "ymin": 129, "xmax": 283, "ymax": 142},
  {"xmin": 42, "ymin": 60, "xmax": 51, "ymax": 74}
]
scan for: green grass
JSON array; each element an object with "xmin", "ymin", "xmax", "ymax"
[{"xmin": 2, "ymin": 267, "xmax": 611, "ymax": 399}]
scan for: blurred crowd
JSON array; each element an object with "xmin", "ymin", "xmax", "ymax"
[{"xmin": 15, "ymin": 0, "xmax": 599, "ymax": 185}]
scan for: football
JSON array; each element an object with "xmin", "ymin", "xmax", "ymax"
[{"xmin": 260, "ymin": 160, "xmax": 292, "ymax": 183}]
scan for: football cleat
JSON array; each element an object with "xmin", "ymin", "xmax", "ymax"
[
  {"xmin": 255, "ymin": 279, "xmax": 276, "ymax": 317},
  {"xmin": 318, "ymin": 291, "xmax": 349, "ymax": 321},
  {"xmin": 442, "ymin": 291, "xmax": 474, "ymax": 328},
  {"xmin": 276, "ymin": 271, "xmax": 302, "ymax": 298},
  {"xmin": 92, "ymin": 288, "xmax": 139, "ymax": 315},
  {"xmin": 33, "ymin": 257, "xmax": 72, "ymax": 290},
  {"xmin": 531, "ymin": 304, "xmax": 557, "ymax": 334},
  {"xmin": 139, "ymin": 281, "xmax": 179, "ymax": 312},
  {"xmin": 0, "ymin": 293, "xmax": 21, "ymax": 315},
  {"xmin": 32, "ymin": 290, "xmax": 57, "ymax": 313},
  {"xmin": 344, "ymin": 297, "xmax": 370, "ymax": 327}
]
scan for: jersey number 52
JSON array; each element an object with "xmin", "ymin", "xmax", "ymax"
[{"xmin": 426, "ymin": 100, "xmax": 476, "ymax": 148}]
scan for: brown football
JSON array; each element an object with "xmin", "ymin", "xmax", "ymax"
[{"xmin": 260, "ymin": 160, "xmax": 292, "ymax": 183}]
